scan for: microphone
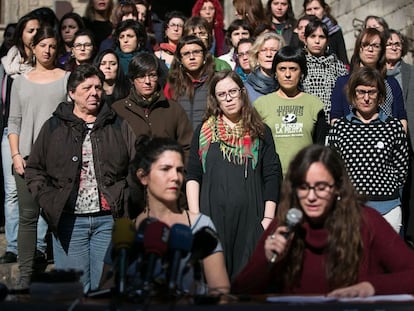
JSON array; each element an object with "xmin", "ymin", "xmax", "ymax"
[
  {"xmin": 130, "ymin": 217, "xmax": 158, "ymax": 283},
  {"xmin": 135, "ymin": 217, "xmax": 157, "ymax": 247},
  {"xmin": 166, "ymin": 224, "xmax": 193, "ymax": 292},
  {"xmin": 185, "ymin": 226, "xmax": 219, "ymax": 281},
  {"xmin": 183, "ymin": 226, "xmax": 219, "ymax": 296},
  {"xmin": 270, "ymin": 208, "xmax": 303, "ymax": 263},
  {"xmin": 112, "ymin": 218, "xmax": 136, "ymax": 294},
  {"xmin": 190, "ymin": 227, "xmax": 219, "ymax": 263},
  {"xmin": 142, "ymin": 221, "xmax": 170, "ymax": 290}
]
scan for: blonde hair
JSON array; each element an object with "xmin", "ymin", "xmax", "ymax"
[{"xmin": 249, "ymin": 32, "xmax": 285, "ymax": 70}]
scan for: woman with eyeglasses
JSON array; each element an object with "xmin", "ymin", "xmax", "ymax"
[
  {"xmin": 112, "ymin": 52, "xmax": 193, "ymax": 217},
  {"xmin": 58, "ymin": 12, "xmax": 85, "ymax": 68},
  {"xmin": 218, "ymin": 19, "xmax": 252, "ymax": 70},
  {"xmin": 64, "ymin": 29, "xmax": 96, "ymax": 72},
  {"xmin": 254, "ymin": 46, "xmax": 327, "ymax": 176},
  {"xmin": 302, "ymin": 18, "xmax": 348, "ymax": 123},
  {"xmin": 330, "ymin": 28, "xmax": 407, "ymax": 131},
  {"xmin": 385, "ymin": 30, "xmax": 414, "ymax": 126},
  {"xmin": 183, "ymin": 16, "xmax": 231, "ymax": 72},
  {"xmin": 244, "ymin": 31, "xmax": 285, "ymax": 103},
  {"xmin": 233, "ymin": 143, "xmax": 414, "ymax": 297},
  {"xmin": 165, "ymin": 35, "xmax": 216, "ymax": 130},
  {"xmin": 385, "ymin": 30, "xmax": 414, "ymax": 240},
  {"xmin": 328, "ymin": 67, "xmax": 409, "ymax": 232},
  {"xmin": 192, "ymin": 0, "xmax": 225, "ymax": 57},
  {"xmin": 234, "ymin": 38, "xmax": 254, "ymax": 82},
  {"xmin": 186, "ymin": 70, "xmax": 282, "ymax": 280},
  {"xmin": 154, "ymin": 11, "xmax": 187, "ymax": 69}
]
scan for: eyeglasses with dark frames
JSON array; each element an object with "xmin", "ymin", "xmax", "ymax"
[
  {"xmin": 215, "ymin": 88, "xmax": 242, "ymax": 101},
  {"xmin": 296, "ymin": 182, "xmax": 335, "ymax": 199},
  {"xmin": 135, "ymin": 73, "xmax": 158, "ymax": 82}
]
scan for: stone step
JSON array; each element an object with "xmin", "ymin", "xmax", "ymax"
[{"xmin": 0, "ymin": 233, "xmax": 54, "ymax": 289}]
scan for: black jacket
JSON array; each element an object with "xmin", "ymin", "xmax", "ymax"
[{"xmin": 25, "ymin": 101, "xmax": 136, "ymax": 233}]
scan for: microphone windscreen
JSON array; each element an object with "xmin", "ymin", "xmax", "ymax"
[
  {"xmin": 112, "ymin": 218, "xmax": 136, "ymax": 250},
  {"xmin": 191, "ymin": 226, "xmax": 218, "ymax": 261},
  {"xmin": 168, "ymin": 223, "xmax": 193, "ymax": 254},
  {"xmin": 286, "ymin": 208, "xmax": 303, "ymax": 228},
  {"xmin": 136, "ymin": 217, "xmax": 157, "ymax": 245},
  {"xmin": 143, "ymin": 221, "xmax": 170, "ymax": 256}
]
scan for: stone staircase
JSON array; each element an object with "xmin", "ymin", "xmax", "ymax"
[
  {"xmin": 0, "ymin": 233, "xmax": 54, "ymax": 289},
  {"xmin": 0, "ymin": 233, "xmax": 18, "ymax": 289}
]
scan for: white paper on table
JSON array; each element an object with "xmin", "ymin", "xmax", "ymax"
[
  {"xmin": 338, "ymin": 294, "xmax": 414, "ymax": 302},
  {"xmin": 266, "ymin": 296, "xmax": 337, "ymax": 303},
  {"xmin": 267, "ymin": 294, "xmax": 414, "ymax": 303}
]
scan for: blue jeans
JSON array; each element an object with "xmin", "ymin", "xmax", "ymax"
[
  {"xmin": 52, "ymin": 214, "xmax": 114, "ymax": 293},
  {"xmin": 2, "ymin": 128, "xmax": 18, "ymax": 254}
]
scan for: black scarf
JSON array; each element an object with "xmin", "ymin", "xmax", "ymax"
[{"xmin": 246, "ymin": 68, "xmax": 278, "ymax": 95}]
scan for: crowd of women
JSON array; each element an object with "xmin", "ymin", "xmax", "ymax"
[{"xmin": 0, "ymin": 0, "xmax": 414, "ymax": 299}]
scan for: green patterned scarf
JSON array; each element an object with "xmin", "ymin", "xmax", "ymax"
[{"xmin": 199, "ymin": 115, "xmax": 259, "ymax": 173}]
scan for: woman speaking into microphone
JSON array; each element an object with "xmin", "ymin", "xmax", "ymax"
[{"xmin": 233, "ymin": 144, "xmax": 414, "ymax": 297}]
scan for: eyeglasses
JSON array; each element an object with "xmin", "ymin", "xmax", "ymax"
[
  {"xmin": 73, "ymin": 42, "xmax": 93, "ymax": 50},
  {"xmin": 296, "ymin": 182, "xmax": 334, "ymax": 199},
  {"xmin": 168, "ymin": 23, "xmax": 184, "ymax": 29},
  {"xmin": 361, "ymin": 42, "xmax": 381, "ymax": 51},
  {"xmin": 216, "ymin": 88, "xmax": 242, "ymax": 101},
  {"xmin": 237, "ymin": 51, "xmax": 249, "ymax": 58},
  {"xmin": 135, "ymin": 73, "xmax": 158, "ymax": 82},
  {"xmin": 355, "ymin": 88, "xmax": 378, "ymax": 98},
  {"xmin": 386, "ymin": 42, "xmax": 402, "ymax": 49},
  {"xmin": 180, "ymin": 49, "xmax": 204, "ymax": 59},
  {"xmin": 258, "ymin": 48, "xmax": 279, "ymax": 55}
]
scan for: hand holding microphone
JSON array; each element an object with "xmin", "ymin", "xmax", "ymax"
[{"xmin": 266, "ymin": 208, "xmax": 303, "ymax": 264}]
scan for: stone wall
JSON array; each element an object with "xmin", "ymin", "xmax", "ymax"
[
  {"xmin": 222, "ymin": 0, "xmax": 414, "ymax": 64},
  {"xmin": 1, "ymin": 0, "xmax": 414, "ymax": 63}
]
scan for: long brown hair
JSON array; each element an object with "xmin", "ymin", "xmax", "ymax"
[
  {"xmin": 168, "ymin": 35, "xmax": 215, "ymax": 100},
  {"xmin": 233, "ymin": 0, "xmax": 268, "ymax": 31},
  {"xmin": 277, "ymin": 144, "xmax": 364, "ymax": 290},
  {"xmin": 204, "ymin": 70, "xmax": 265, "ymax": 139},
  {"xmin": 350, "ymin": 28, "xmax": 387, "ymax": 77}
]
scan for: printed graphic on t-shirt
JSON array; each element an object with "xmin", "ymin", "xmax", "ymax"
[{"xmin": 274, "ymin": 105, "xmax": 304, "ymax": 138}]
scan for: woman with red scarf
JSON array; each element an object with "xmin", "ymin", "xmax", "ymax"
[
  {"xmin": 154, "ymin": 11, "xmax": 187, "ymax": 68},
  {"xmin": 186, "ymin": 70, "xmax": 282, "ymax": 280}
]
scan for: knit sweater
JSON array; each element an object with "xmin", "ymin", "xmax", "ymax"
[
  {"xmin": 303, "ymin": 54, "xmax": 348, "ymax": 123},
  {"xmin": 328, "ymin": 113, "xmax": 408, "ymax": 210},
  {"xmin": 8, "ymin": 72, "xmax": 70, "ymax": 157},
  {"xmin": 233, "ymin": 207, "xmax": 414, "ymax": 295}
]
